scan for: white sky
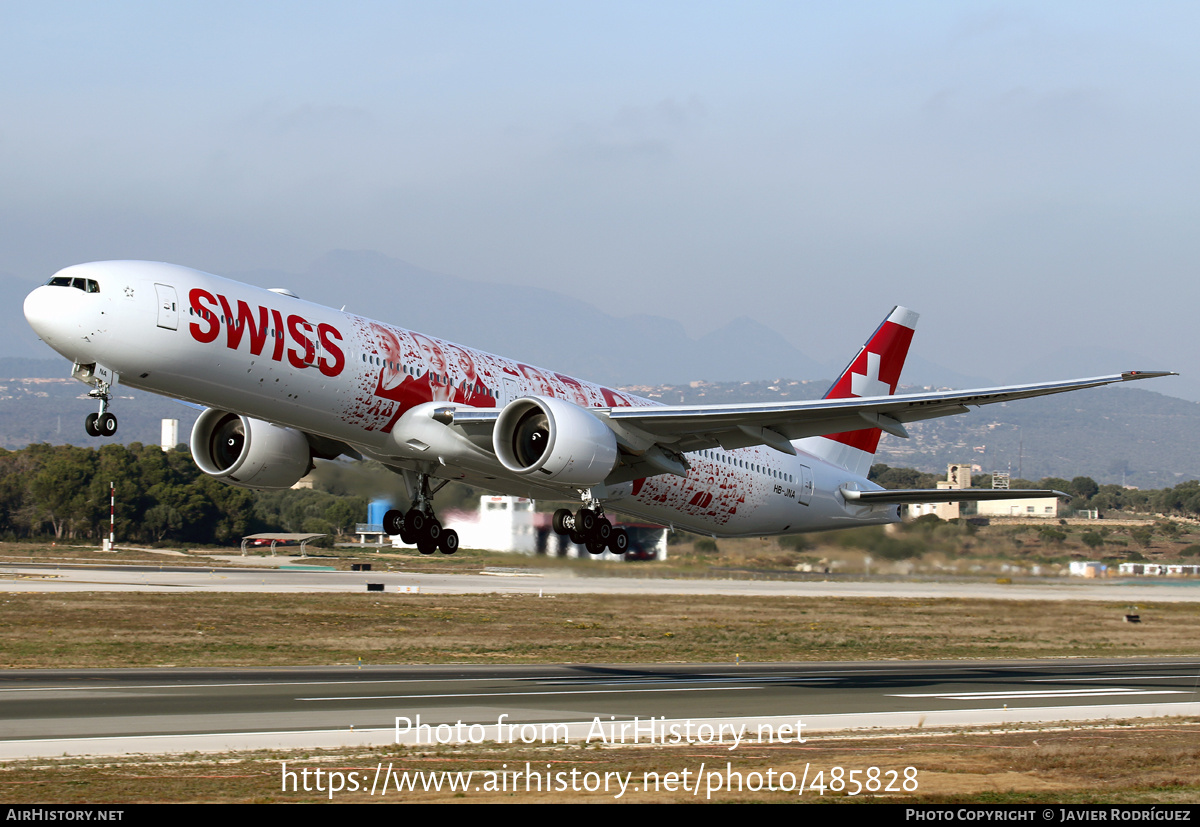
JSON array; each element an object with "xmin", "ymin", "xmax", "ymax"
[{"xmin": 2, "ymin": 2, "xmax": 1197, "ymax": 390}]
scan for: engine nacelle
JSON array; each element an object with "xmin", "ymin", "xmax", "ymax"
[
  {"xmin": 190, "ymin": 408, "xmax": 313, "ymax": 490},
  {"xmin": 494, "ymin": 396, "xmax": 619, "ymax": 486}
]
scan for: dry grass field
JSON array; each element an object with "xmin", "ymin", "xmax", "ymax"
[
  {"xmin": 1, "ymin": 591, "xmax": 1198, "ymax": 668},
  {"xmin": 2, "ymin": 723, "xmax": 1198, "ymax": 803}
]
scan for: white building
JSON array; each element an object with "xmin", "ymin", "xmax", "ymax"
[
  {"xmin": 975, "ymin": 497, "xmax": 1060, "ymax": 518},
  {"xmin": 439, "ymin": 496, "xmax": 669, "ymax": 559},
  {"xmin": 1070, "ymin": 561, "xmax": 1108, "ymax": 578},
  {"xmin": 1118, "ymin": 563, "xmax": 1200, "ymax": 577},
  {"xmin": 160, "ymin": 418, "xmax": 178, "ymax": 452},
  {"xmin": 905, "ymin": 463, "xmax": 973, "ymax": 521},
  {"xmin": 425, "ymin": 496, "xmax": 538, "ymax": 553}
]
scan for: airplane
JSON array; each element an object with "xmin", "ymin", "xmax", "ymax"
[{"xmin": 23, "ymin": 260, "xmax": 1174, "ymax": 556}]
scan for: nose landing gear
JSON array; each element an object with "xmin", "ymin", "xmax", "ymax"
[
  {"xmin": 84, "ymin": 387, "xmax": 117, "ymax": 437},
  {"xmin": 74, "ymin": 363, "xmax": 119, "ymax": 438}
]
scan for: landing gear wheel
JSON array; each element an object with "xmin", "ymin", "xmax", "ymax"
[
  {"xmin": 553, "ymin": 508, "xmax": 572, "ymax": 535},
  {"xmin": 595, "ymin": 517, "xmax": 612, "ymax": 543},
  {"xmin": 569, "ymin": 530, "xmax": 585, "ymax": 546},
  {"xmin": 383, "ymin": 509, "xmax": 405, "ymax": 537},
  {"xmin": 415, "ymin": 520, "xmax": 442, "ymax": 555},
  {"xmin": 575, "ymin": 508, "xmax": 596, "ymax": 535},
  {"xmin": 609, "ymin": 528, "xmax": 629, "ymax": 555},
  {"xmin": 586, "ymin": 536, "xmax": 608, "ymax": 555},
  {"xmin": 439, "ymin": 529, "xmax": 459, "ymax": 555},
  {"xmin": 406, "ymin": 509, "xmax": 427, "ymax": 535},
  {"xmin": 417, "ymin": 524, "xmax": 440, "ymax": 555},
  {"xmin": 98, "ymin": 412, "xmax": 117, "ymax": 436},
  {"xmin": 84, "ymin": 413, "xmax": 100, "ymax": 437}
]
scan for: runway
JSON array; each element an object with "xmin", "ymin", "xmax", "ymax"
[
  {"xmin": 4, "ymin": 561, "xmax": 1200, "ymax": 602},
  {"xmin": 2, "ymin": 658, "xmax": 1198, "ymax": 759},
  {"xmin": 5, "ymin": 562, "xmax": 1199, "ymax": 760}
]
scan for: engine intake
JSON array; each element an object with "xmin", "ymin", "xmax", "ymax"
[
  {"xmin": 190, "ymin": 408, "xmax": 313, "ymax": 489},
  {"xmin": 494, "ymin": 396, "xmax": 619, "ymax": 486}
]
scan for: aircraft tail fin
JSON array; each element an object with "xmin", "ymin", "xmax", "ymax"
[{"xmin": 797, "ymin": 306, "xmax": 918, "ymax": 476}]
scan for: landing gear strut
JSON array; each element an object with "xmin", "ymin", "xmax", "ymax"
[
  {"xmin": 382, "ymin": 471, "xmax": 459, "ymax": 555},
  {"xmin": 552, "ymin": 494, "xmax": 628, "ymax": 556}
]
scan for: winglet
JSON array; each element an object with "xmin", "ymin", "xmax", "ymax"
[{"xmin": 1121, "ymin": 370, "xmax": 1177, "ymax": 381}]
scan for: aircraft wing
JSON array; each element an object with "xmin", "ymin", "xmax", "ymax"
[
  {"xmin": 594, "ymin": 371, "xmax": 1174, "ymax": 456},
  {"xmin": 444, "ymin": 371, "xmax": 1172, "ymax": 484}
]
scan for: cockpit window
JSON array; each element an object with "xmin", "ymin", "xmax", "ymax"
[{"xmin": 45, "ymin": 276, "xmax": 100, "ymax": 293}]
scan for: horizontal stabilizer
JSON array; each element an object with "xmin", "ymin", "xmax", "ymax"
[{"xmin": 842, "ymin": 488, "xmax": 1069, "ymax": 505}]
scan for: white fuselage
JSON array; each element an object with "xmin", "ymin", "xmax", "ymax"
[{"xmin": 24, "ymin": 261, "xmax": 899, "ymax": 536}]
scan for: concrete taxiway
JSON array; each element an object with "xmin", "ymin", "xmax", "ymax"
[{"xmin": 3, "ymin": 561, "xmax": 1200, "ymax": 602}]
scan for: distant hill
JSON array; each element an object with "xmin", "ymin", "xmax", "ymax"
[{"xmin": 872, "ymin": 384, "xmax": 1199, "ymax": 490}]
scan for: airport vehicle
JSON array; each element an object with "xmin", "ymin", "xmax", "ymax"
[{"xmin": 24, "ymin": 261, "xmax": 1172, "ymax": 555}]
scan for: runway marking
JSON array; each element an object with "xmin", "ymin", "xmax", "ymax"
[
  {"xmin": 1028, "ymin": 675, "xmax": 1200, "ymax": 682},
  {"xmin": 534, "ymin": 676, "xmax": 833, "ymax": 686},
  {"xmin": 0, "ymin": 673, "xmax": 825, "ymax": 694},
  {"xmin": 0, "ymin": 726, "xmax": 398, "ymax": 746},
  {"xmin": 0, "ymin": 679, "xmax": 563, "ymax": 694},
  {"xmin": 298, "ymin": 686, "xmax": 764, "ymax": 701},
  {"xmin": 891, "ymin": 688, "xmax": 1189, "ymax": 700}
]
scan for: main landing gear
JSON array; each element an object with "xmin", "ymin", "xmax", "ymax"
[
  {"xmin": 84, "ymin": 384, "xmax": 117, "ymax": 437},
  {"xmin": 381, "ymin": 473, "xmax": 459, "ymax": 555},
  {"xmin": 552, "ymin": 501, "xmax": 629, "ymax": 556}
]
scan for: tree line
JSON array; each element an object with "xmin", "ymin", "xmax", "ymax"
[
  {"xmin": 3, "ymin": 444, "xmax": 1199, "ymax": 546},
  {"xmin": 0, "ymin": 443, "xmax": 370, "ymax": 545}
]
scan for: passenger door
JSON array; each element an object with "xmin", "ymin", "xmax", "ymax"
[{"xmin": 154, "ymin": 284, "xmax": 179, "ymax": 330}]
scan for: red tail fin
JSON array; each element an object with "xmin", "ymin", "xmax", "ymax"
[{"xmin": 807, "ymin": 306, "xmax": 917, "ymax": 473}]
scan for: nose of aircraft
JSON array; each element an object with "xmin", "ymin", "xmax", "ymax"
[
  {"xmin": 23, "ymin": 285, "xmax": 61, "ymax": 345},
  {"xmin": 24, "ymin": 282, "xmax": 92, "ymax": 360}
]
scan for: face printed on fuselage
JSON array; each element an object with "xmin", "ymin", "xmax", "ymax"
[
  {"xmin": 518, "ymin": 363, "xmax": 556, "ymax": 397},
  {"xmin": 448, "ymin": 344, "xmax": 477, "ymax": 383},
  {"xmin": 374, "ymin": 324, "xmax": 404, "ymax": 391},
  {"xmin": 412, "ymin": 332, "xmax": 447, "ymax": 376},
  {"xmin": 555, "ymin": 373, "xmax": 591, "ymax": 407}
]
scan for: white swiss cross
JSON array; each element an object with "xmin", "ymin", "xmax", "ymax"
[{"xmin": 850, "ymin": 351, "xmax": 891, "ymax": 398}]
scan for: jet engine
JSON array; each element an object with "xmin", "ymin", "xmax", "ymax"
[
  {"xmin": 190, "ymin": 408, "xmax": 313, "ymax": 490},
  {"xmin": 494, "ymin": 396, "xmax": 619, "ymax": 486}
]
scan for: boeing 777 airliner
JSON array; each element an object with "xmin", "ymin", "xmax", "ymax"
[{"xmin": 23, "ymin": 260, "xmax": 1173, "ymax": 555}]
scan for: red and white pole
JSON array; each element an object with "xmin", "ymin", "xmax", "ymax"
[{"xmin": 105, "ymin": 481, "xmax": 115, "ymax": 551}]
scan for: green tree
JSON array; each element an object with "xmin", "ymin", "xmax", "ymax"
[{"xmin": 1069, "ymin": 476, "xmax": 1099, "ymax": 501}]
